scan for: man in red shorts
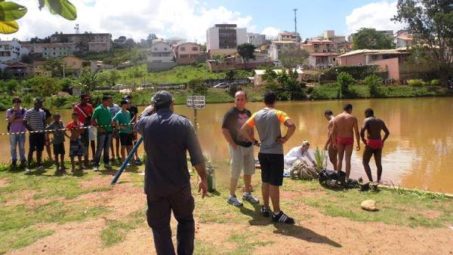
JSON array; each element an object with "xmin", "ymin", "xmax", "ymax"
[
  {"xmin": 332, "ymin": 104, "xmax": 360, "ymax": 179},
  {"xmin": 360, "ymin": 108, "xmax": 390, "ymax": 183}
]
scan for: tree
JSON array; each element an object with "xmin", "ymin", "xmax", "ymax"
[
  {"xmin": 109, "ymin": 70, "xmax": 120, "ymax": 85},
  {"xmin": 0, "ymin": 0, "xmax": 76, "ymax": 34},
  {"xmin": 393, "ymin": 0, "xmax": 453, "ymax": 85},
  {"xmin": 237, "ymin": 43, "xmax": 256, "ymax": 68},
  {"xmin": 352, "ymin": 28, "xmax": 395, "ymax": 50},
  {"xmin": 78, "ymin": 68, "xmax": 99, "ymax": 92},
  {"xmin": 44, "ymin": 59, "xmax": 64, "ymax": 77},
  {"xmin": 187, "ymin": 79, "xmax": 207, "ymax": 95},
  {"xmin": 279, "ymin": 48, "xmax": 309, "ymax": 68},
  {"xmin": 225, "ymin": 70, "xmax": 236, "ymax": 81},
  {"xmin": 25, "ymin": 77, "xmax": 61, "ymax": 98}
]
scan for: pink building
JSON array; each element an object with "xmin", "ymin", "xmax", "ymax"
[
  {"xmin": 337, "ymin": 49, "xmax": 409, "ymax": 80},
  {"xmin": 173, "ymin": 42, "xmax": 205, "ymax": 65}
]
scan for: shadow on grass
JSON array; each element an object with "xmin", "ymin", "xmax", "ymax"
[
  {"xmin": 273, "ymin": 223, "xmax": 342, "ymax": 248},
  {"xmin": 239, "ymin": 203, "xmax": 273, "ymax": 226}
]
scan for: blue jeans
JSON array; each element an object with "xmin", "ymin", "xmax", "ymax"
[
  {"xmin": 94, "ymin": 132, "xmax": 112, "ymax": 166},
  {"xmin": 9, "ymin": 133, "xmax": 26, "ymax": 162}
]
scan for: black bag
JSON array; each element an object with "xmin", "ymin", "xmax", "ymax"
[{"xmin": 318, "ymin": 169, "xmax": 346, "ymax": 189}]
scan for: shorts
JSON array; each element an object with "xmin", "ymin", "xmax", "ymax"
[
  {"xmin": 29, "ymin": 133, "xmax": 45, "ymax": 152},
  {"xmin": 119, "ymin": 133, "xmax": 133, "ymax": 146},
  {"xmin": 112, "ymin": 129, "xmax": 119, "ymax": 139},
  {"xmin": 258, "ymin": 153, "xmax": 284, "ymax": 186},
  {"xmin": 69, "ymin": 140, "xmax": 84, "ymax": 157},
  {"xmin": 229, "ymin": 145, "xmax": 255, "ymax": 179},
  {"xmin": 53, "ymin": 143, "xmax": 65, "ymax": 155},
  {"xmin": 89, "ymin": 126, "xmax": 97, "ymax": 141}
]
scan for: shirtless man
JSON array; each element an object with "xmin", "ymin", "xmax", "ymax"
[
  {"xmin": 360, "ymin": 108, "xmax": 390, "ymax": 183},
  {"xmin": 323, "ymin": 110, "xmax": 337, "ymax": 170},
  {"xmin": 332, "ymin": 104, "xmax": 360, "ymax": 179}
]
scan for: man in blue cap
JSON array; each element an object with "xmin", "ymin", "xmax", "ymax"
[{"xmin": 135, "ymin": 91, "xmax": 207, "ymax": 255}]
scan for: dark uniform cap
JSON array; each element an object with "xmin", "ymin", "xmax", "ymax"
[{"xmin": 152, "ymin": 91, "xmax": 173, "ymax": 107}]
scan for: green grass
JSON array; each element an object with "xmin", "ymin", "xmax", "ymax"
[
  {"xmin": 0, "ymin": 165, "xmax": 111, "ymax": 253},
  {"xmin": 101, "ymin": 209, "xmax": 146, "ymax": 247},
  {"xmin": 0, "ymin": 227, "xmax": 55, "ymax": 254},
  {"xmin": 286, "ymin": 180, "xmax": 453, "ymax": 228}
]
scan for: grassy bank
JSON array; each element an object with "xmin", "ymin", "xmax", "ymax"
[{"xmin": 0, "ymin": 162, "xmax": 452, "ymax": 254}]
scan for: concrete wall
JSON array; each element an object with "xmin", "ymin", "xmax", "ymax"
[
  {"xmin": 372, "ymin": 58, "xmax": 400, "ymax": 80},
  {"xmin": 236, "ymin": 28, "xmax": 248, "ymax": 45},
  {"xmin": 147, "ymin": 62, "xmax": 177, "ymax": 72},
  {"xmin": 338, "ymin": 54, "xmax": 367, "ymax": 66},
  {"xmin": 206, "ymin": 27, "xmax": 219, "ymax": 51}
]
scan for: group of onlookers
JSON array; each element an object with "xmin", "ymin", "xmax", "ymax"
[{"xmin": 6, "ymin": 94, "xmax": 141, "ymax": 174}]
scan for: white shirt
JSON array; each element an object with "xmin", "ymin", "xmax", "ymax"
[{"xmin": 284, "ymin": 146, "xmax": 315, "ymax": 168}]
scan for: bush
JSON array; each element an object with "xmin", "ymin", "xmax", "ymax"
[
  {"xmin": 407, "ymin": 79, "xmax": 425, "ymax": 87},
  {"xmin": 321, "ymin": 65, "xmax": 378, "ymax": 82},
  {"xmin": 337, "ymin": 72, "xmax": 355, "ymax": 98},
  {"xmin": 430, "ymin": 79, "xmax": 441, "ymax": 86},
  {"xmin": 364, "ymin": 75, "xmax": 383, "ymax": 97}
]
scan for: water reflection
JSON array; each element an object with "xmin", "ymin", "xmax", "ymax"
[{"xmin": 0, "ymin": 98, "xmax": 451, "ymax": 193}]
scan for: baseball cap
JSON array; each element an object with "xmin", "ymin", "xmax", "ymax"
[{"xmin": 152, "ymin": 91, "xmax": 173, "ymax": 107}]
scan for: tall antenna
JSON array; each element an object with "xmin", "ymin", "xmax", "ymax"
[
  {"xmin": 74, "ymin": 24, "xmax": 80, "ymax": 34},
  {"xmin": 293, "ymin": 8, "xmax": 298, "ymax": 34}
]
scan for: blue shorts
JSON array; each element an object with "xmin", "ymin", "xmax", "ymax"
[{"xmin": 69, "ymin": 140, "xmax": 84, "ymax": 157}]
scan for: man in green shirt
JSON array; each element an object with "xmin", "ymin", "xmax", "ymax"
[
  {"xmin": 113, "ymin": 100, "xmax": 133, "ymax": 162},
  {"xmin": 92, "ymin": 95, "xmax": 113, "ymax": 171}
]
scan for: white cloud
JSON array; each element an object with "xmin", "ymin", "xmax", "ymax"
[
  {"xmin": 346, "ymin": 1, "xmax": 404, "ymax": 35},
  {"xmin": 0, "ymin": 0, "xmax": 254, "ymax": 43},
  {"xmin": 261, "ymin": 26, "xmax": 280, "ymax": 39}
]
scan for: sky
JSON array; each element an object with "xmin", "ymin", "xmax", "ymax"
[{"xmin": 0, "ymin": 0, "xmax": 405, "ymax": 43}]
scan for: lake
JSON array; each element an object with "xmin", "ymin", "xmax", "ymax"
[{"xmin": 1, "ymin": 98, "xmax": 452, "ymax": 193}]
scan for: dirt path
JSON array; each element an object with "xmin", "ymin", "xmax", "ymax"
[{"xmin": 7, "ymin": 174, "xmax": 453, "ymax": 255}]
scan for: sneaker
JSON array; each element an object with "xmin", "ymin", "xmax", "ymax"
[
  {"xmin": 242, "ymin": 192, "xmax": 260, "ymax": 204},
  {"xmin": 272, "ymin": 211, "xmax": 295, "ymax": 224},
  {"xmin": 93, "ymin": 166, "xmax": 100, "ymax": 172},
  {"xmin": 134, "ymin": 159, "xmax": 142, "ymax": 165},
  {"xmin": 227, "ymin": 195, "xmax": 243, "ymax": 207},
  {"xmin": 36, "ymin": 165, "xmax": 45, "ymax": 171},
  {"xmin": 25, "ymin": 168, "xmax": 32, "ymax": 174},
  {"xmin": 260, "ymin": 206, "xmax": 271, "ymax": 217}
]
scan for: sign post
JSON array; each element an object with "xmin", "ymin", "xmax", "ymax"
[{"xmin": 186, "ymin": 95, "xmax": 205, "ymax": 132}]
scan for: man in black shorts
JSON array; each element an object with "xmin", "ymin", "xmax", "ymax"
[
  {"xmin": 24, "ymin": 98, "xmax": 47, "ymax": 172},
  {"xmin": 241, "ymin": 91, "xmax": 296, "ymax": 224}
]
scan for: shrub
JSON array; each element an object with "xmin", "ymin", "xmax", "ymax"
[
  {"xmin": 407, "ymin": 79, "xmax": 425, "ymax": 87},
  {"xmin": 321, "ymin": 65, "xmax": 378, "ymax": 82},
  {"xmin": 337, "ymin": 72, "xmax": 355, "ymax": 98},
  {"xmin": 430, "ymin": 79, "xmax": 441, "ymax": 86},
  {"xmin": 364, "ymin": 74, "xmax": 383, "ymax": 97}
]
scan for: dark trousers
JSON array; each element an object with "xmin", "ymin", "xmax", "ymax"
[
  {"xmin": 146, "ymin": 186, "xmax": 195, "ymax": 255},
  {"xmin": 94, "ymin": 132, "xmax": 112, "ymax": 166}
]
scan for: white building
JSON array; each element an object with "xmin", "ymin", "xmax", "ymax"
[
  {"xmin": 0, "ymin": 40, "xmax": 22, "ymax": 63},
  {"xmin": 206, "ymin": 24, "xmax": 247, "ymax": 51},
  {"xmin": 247, "ymin": 33, "xmax": 266, "ymax": 47},
  {"xmin": 148, "ymin": 41, "xmax": 174, "ymax": 63},
  {"xmin": 268, "ymin": 41, "xmax": 299, "ymax": 61}
]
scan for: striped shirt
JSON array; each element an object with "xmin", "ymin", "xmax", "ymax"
[{"xmin": 24, "ymin": 108, "xmax": 46, "ymax": 131}]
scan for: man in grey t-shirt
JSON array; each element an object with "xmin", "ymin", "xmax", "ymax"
[
  {"xmin": 135, "ymin": 91, "xmax": 207, "ymax": 255},
  {"xmin": 241, "ymin": 91, "xmax": 296, "ymax": 224}
]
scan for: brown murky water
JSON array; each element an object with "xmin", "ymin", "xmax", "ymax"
[{"xmin": 1, "ymin": 98, "xmax": 452, "ymax": 193}]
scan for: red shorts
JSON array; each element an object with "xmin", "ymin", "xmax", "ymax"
[
  {"xmin": 367, "ymin": 139, "xmax": 383, "ymax": 149},
  {"xmin": 336, "ymin": 136, "xmax": 354, "ymax": 146}
]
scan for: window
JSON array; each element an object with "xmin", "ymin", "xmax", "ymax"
[
  {"xmin": 180, "ymin": 47, "xmax": 186, "ymax": 51},
  {"xmin": 192, "ymin": 47, "xmax": 198, "ymax": 51}
]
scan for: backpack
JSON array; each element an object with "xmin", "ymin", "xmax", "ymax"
[
  {"xmin": 318, "ymin": 169, "xmax": 346, "ymax": 189},
  {"xmin": 7, "ymin": 108, "xmax": 25, "ymax": 132}
]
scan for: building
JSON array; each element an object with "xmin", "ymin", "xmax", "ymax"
[
  {"xmin": 302, "ymin": 39, "xmax": 338, "ymax": 67},
  {"xmin": 395, "ymin": 30, "xmax": 413, "ymax": 48},
  {"xmin": 147, "ymin": 41, "xmax": 176, "ymax": 71},
  {"xmin": 277, "ymin": 32, "xmax": 301, "ymax": 42},
  {"xmin": 21, "ymin": 42, "xmax": 75, "ymax": 58},
  {"xmin": 173, "ymin": 42, "xmax": 205, "ymax": 65},
  {"xmin": 50, "ymin": 33, "xmax": 112, "ymax": 53},
  {"xmin": 247, "ymin": 33, "xmax": 266, "ymax": 47},
  {"xmin": 206, "ymin": 24, "xmax": 247, "ymax": 51},
  {"xmin": 2, "ymin": 62, "xmax": 31, "ymax": 77},
  {"xmin": 321, "ymin": 30, "xmax": 351, "ymax": 53},
  {"xmin": 337, "ymin": 49, "xmax": 409, "ymax": 80},
  {"xmin": 31, "ymin": 61, "xmax": 52, "ymax": 77},
  {"xmin": 0, "ymin": 40, "xmax": 22, "ymax": 63},
  {"xmin": 62, "ymin": 56, "xmax": 91, "ymax": 75},
  {"xmin": 269, "ymin": 41, "xmax": 300, "ymax": 61}
]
